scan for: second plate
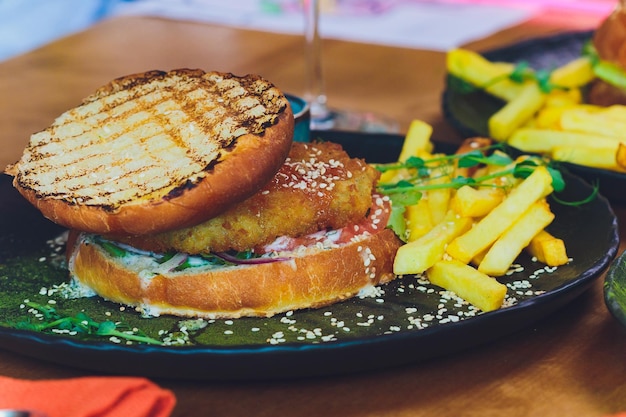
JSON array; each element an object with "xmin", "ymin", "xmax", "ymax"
[{"xmin": 442, "ymin": 30, "xmax": 626, "ymax": 203}]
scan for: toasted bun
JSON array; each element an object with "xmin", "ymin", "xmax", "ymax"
[
  {"xmin": 68, "ymin": 229, "xmax": 402, "ymax": 319},
  {"xmin": 8, "ymin": 69, "xmax": 294, "ymax": 235},
  {"xmin": 590, "ymin": 3, "xmax": 626, "ymax": 105},
  {"xmin": 593, "ymin": 2, "xmax": 626, "ymax": 67}
]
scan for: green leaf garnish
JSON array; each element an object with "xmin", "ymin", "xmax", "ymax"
[
  {"xmin": 451, "ymin": 59, "xmax": 568, "ymax": 95},
  {"xmin": 375, "ymin": 156, "xmax": 426, "ymax": 173},
  {"xmin": 458, "ymin": 149, "xmax": 513, "ymax": 168},
  {"xmin": 550, "ymin": 180, "xmax": 599, "ymax": 206},
  {"xmin": 583, "ymin": 41, "xmax": 626, "ymax": 90},
  {"xmin": 95, "ymin": 320, "xmax": 117, "ymax": 335},
  {"xmin": 376, "ymin": 144, "xmax": 595, "ymax": 238},
  {"xmin": 100, "ymin": 241, "xmax": 127, "ymax": 258},
  {"xmin": 8, "ymin": 302, "xmax": 163, "ymax": 345},
  {"xmin": 386, "ymin": 189, "xmax": 422, "ymax": 241},
  {"xmin": 546, "ymin": 166, "xmax": 566, "ymax": 193},
  {"xmin": 509, "ymin": 61, "xmax": 531, "ymax": 83},
  {"xmin": 594, "ymin": 60, "xmax": 626, "ymax": 89},
  {"xmin": 450, "ymin": 175, "xmax": 477, "ymax": 188},
  {"xmin": 512, "ymin": 158, "xmax": 541, "ymax": 179}
]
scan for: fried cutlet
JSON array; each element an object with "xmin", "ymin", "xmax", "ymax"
[{"xmin": 111, "ymin": 141, "xmax": 380, "ymax": 254}]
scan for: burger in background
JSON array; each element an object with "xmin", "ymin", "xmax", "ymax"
[{"xmin": 588, "ymin": 0, "xmax": 626, "ymax": 105}]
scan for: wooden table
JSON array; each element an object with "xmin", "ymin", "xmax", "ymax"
[{"xmin": 1, "ymin": 13, "xmax": 625, "ymax": 417}]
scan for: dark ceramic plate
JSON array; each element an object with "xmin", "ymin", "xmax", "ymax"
[
  {"xmin": 604, "ymin": 251, "xmax": 626, "ymax": 328},
  {"xmin": 442, "ymin": 30, "xmax": 626, "ymax": 203},
  {"xmin": 0, "ymin": 131, "xmax": 618, "ymax": 381}
]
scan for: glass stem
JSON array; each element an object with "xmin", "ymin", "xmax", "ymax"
[{"xmin": 304, "ymin": 0, "xmax": 332, "ymax": 127}]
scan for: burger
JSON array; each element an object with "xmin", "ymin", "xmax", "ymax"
[
  {"xmin": 5, "ymin": 69, "xmax": 402, "ymax": 319},
  {"xmin": 587, "ymin": 0, "xmax": 626, "ymax": 105}
]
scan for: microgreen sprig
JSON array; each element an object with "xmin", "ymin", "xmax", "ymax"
[
  {"xmin": 375, "ymin": 145, "xmax": 575, "ymax": 240},
  {"xmin": 9, "ymin": 301, "xmax": 163, "ymax": 345},
  {"xmin": 376, "ymin": 145, "xmax": 564, "ymax": 193},
  {"xmin": 450, "ymin": 60, "xmax": 566, "ymax": 95}
]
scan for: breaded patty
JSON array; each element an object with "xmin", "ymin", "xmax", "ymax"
[{"xmin": 114, "ymin": 141, "xmax": 380, "ymax": 254}]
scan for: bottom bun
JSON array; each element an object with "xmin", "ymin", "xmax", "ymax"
[{"xmin": 68, "ymin": 228, "xmax": 403, "ymax": 319}]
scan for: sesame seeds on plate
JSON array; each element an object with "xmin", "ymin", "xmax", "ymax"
[{"xmin": 13, "ymin": 230, "xmax": 569, "ymax": 348}]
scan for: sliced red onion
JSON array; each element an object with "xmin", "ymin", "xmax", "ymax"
[
  {"xmin": 156, "ymin": 253, "xmax": 189, "ymax": 273},
  {"xmin": 214, "ymin": 252, "xmax": 291, "ymax": 265}
]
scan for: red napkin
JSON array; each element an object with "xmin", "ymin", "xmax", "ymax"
[{"xmin": 0, "ymin": 375, "xmax": 176, "ymax": 417}]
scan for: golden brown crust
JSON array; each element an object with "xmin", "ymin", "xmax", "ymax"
[
  {"xmin": 68, "ymin": 229, "xmax": 403, "ymax": 319},
  {"xmin": 9, "ymin": 70, "xmax": 294, "ymax": 235},
  {"xmin": 593, "ymin": 2, "xmax": 626, "ymax": 67},
  {"xmin": 590, "ymin": 2, "xmax": 626, "ymax": 105}
]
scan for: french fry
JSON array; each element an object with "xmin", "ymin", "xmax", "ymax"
[
  {"xmin": 552, "ymin": 144, "xmax": 624, "ymax": 171},
  {"xmin": 471, "ymin": 246, "xmax": 489, "ymax": 267},
  {"xmin": 450, "ymin": 185, "xmax": 504, "ymax": 218},
  {"xmin": 478, "ymin": 200, "xmax": 555, "ymax": 276},
  {"xmin": 488, "ymin": 82, "xmax": 546, "ymax": 141},
  {"xmin": 617, "ymin": 142, "xmax": 626, "ymax": 169},
  {"xmin": 527, "ymin": 230, "xmax": 569, "ymax": 266},
  {"xmin": 446, "ymin": 166, "xmax": 553, "ymax": 264},
  {"xmin": 534, "ymin": 106, "xmax": 569, "ymax": 129},
  {"xmin": 398, "ymin": 119, "xmax": 433, "ymax": 162},
  {"xmin": 379, "ymin": 119, "xmax": 433, "ymax": 183},
  {"xmin": 543, "ymin": 88, "xmax": 583, "ymax": 108},
  {"xmin": 379, "ymin": 118, "xmax": 573, "ymax": 312},
  {"xmin": 448, "ymin": 49, "xmax": 626, "ymax": 172},
  {"xmin": 508, "ymin": 128, "xmax": 621, "ymax": 153},
  {"xmin": 481, "ymin": 151, "xmax": 521, "ymax": 188},
  {"xmin": 599, "ymin": 104, "xmax": 626, "ymax": 119},
  {"xmin": 534, "ymin": 104, "xmax": 597, "ymax": 129},
  {"xmin": 446, "ymin": 49, "xmax": 524, "ymax": 101},
  {"xmin": 426, "ymin": 259, "xmax": 507, "ymax": 312},
  {"xmin": 405, "ymin": 199, "xmax": 433, "ymax": 242},
  {"xmin": 379, "ymin": 167, "xmax": 413, "ymax": 185},
  {"xmin": 548, "ymin": 56, "xmax": 595, "ymax": 88},
  {"xmin": 427, "ymin": 181, "xmax": 452, "ymax": 225},
  {"xmin": 393, "ymin": 212, "xmax": 472, "ymax": 275},
  {"xmin": 559, "ymin": 107, "xmax": 626, "ymax": 138}
]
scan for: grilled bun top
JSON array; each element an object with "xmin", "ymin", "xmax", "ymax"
[{"xmin": 7, "ymin": 69, "xmax": 294, "ymax": 235}]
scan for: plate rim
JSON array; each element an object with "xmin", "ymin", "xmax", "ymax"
[{"xmin": 604, "ymin": 250, "xmax": 626, "ymax": 328}]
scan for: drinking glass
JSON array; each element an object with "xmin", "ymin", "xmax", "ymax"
[{"xmin": 303, "ymin": 0, "xmax": 399, "ymax": 132}]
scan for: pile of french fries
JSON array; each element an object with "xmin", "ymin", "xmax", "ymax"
[
  {"xmin": 380, "ymin": 120, "xmax": 569, "ymax": 312},
  {"xmin": 447, "ymin": 48, "xmax": 626, "ymax": 172}
]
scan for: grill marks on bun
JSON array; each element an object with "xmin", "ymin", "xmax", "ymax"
[
  {"xmin": 8, "ymin": 69, "xmax": 294, "ymax": 235},
  {"xmin": 15, "ymin": 70, "xmax": 287, "ymax": 209}
]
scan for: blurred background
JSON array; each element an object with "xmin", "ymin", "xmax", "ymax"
[{"xmin": 0, "ymin": 0, "xmax": 617, "ymax": 62}]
